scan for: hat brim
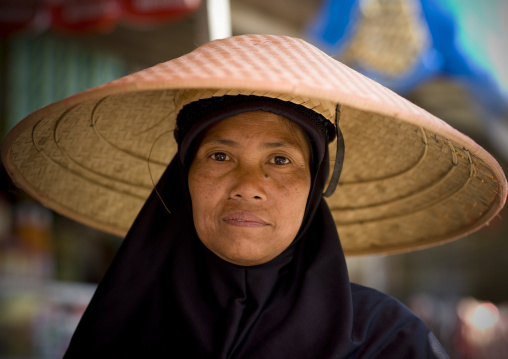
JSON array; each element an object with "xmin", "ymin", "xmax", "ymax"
[{"xmin": 2, "ymin": 35, "xmax": 506, "ymax": 255}]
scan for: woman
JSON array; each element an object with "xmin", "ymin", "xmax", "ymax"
[
  {"xmin": 69, "ymin": 94, "xmax": 450, "ymax": 358},
  {"xmin": 2, "ymin": 35, "xmax": 506, "ymax": 358}
]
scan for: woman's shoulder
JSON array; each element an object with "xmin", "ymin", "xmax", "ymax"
[
  {"xmin": 348, "ymin": 283, "xmax": 449, "ymax": 359},
  {"xmin": 350, "ymin": 283, "xmax": 410, "ymax": 313}
]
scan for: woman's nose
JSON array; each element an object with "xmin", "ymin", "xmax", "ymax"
[{"xmin": 228, "ymin": 163, "xmax": 267, "ymax": 201}]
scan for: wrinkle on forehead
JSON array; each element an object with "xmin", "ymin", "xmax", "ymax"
[{"xmin": 199, "ymin": 111, "xmax": 311, "ymax": 162}]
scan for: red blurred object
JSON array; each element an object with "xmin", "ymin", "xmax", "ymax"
[
  {"xmin": 0, "ymin": 0, "xmax": 50, "ymax": 37},
  {"xmin": 49, "ymin": 0, "xmax": 121, "ymax": 34},
  {"xmin": 1, "ymin": 0, "xmax": 202, "ymax": 35},
  {"xmin": 120, "ymin": 0, "xmax": 202, "ymax": 26}
]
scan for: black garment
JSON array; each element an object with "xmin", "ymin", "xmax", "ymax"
[
  {"xmin": 64, "ymin": 100, "xmax": 448, "ymax": 358},
  {"xmin": 64, "ymin": 156, "xmax": 448, "ymax": 358}
]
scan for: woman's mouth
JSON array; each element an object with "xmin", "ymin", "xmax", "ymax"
[{"xmin": 222, "ymin": 211, "xmax": 269, "ymax": 228}]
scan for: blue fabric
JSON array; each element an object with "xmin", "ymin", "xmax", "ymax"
[
  {"xmin": 306, "ymin": 0, "xmax": 359, "ymax": 56},
  {"xmin": 307, "ymin": 0, "xmax": 506, "ymax": 99}
]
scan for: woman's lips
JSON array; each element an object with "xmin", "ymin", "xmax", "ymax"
[{"xmin": 222, "ymin": 211, "xmax": 269, "ymax": 228}]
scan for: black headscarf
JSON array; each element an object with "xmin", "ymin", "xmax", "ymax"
[{"xmin": 64, "ymin": 96, "xmax": 448, "ymax": 358}]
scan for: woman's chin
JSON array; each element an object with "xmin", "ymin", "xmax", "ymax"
[
  {"xmin": 198, "ymin": 225, "xmax": 295, "ymax": 266},
  {"xmin": 209, "ymin": 243, "xmax": 275, "ymax": 266}
]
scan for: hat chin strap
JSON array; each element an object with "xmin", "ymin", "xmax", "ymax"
[{"xmin": 323, "ymin": 104, "xmax": 345, "ymax": 198}]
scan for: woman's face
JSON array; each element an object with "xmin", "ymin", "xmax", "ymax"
[{"xmin": 188, "ymin": 111, "xmax": 312, "ymax": 266}]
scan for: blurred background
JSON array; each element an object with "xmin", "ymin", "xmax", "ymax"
[{"xmin": 0, "ymin": 0, "xmax": 507, "ymax": 357}]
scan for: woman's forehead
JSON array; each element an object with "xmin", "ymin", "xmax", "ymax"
[{"xmin": 200, "ymin": 111, "xmax": 310, "ymax": 149}]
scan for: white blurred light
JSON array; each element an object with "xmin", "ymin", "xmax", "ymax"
[
  {"xmin": 470, "ymin": 303, "xmax": 500, "ymax": 331},
  {"xmin": 206, "ymin": 0, "xmax": 231, "ymax": 41}
]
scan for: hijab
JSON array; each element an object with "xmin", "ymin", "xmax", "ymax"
[{"xmin": 64, "ymin": 96, "xmax": 448, "ymax": 358}]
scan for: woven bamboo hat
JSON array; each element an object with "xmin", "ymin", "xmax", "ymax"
[{"xmin": 2, "ymin": 35, "xmax": 506, "ymax": 255}]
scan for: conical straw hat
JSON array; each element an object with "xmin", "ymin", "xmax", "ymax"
[{"xmin": 2, "ymin": 35, "xmax": 506, "ymax": 255}]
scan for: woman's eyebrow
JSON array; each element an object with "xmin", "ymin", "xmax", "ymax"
[
  {"xmin": 263, "ymin": 141, "xmax": 298, "ymax": 149},
  {"xmin": 203, "ymin": 138, "xmax": 239, "ymax": 147},
  {"xmin": 203, "ymin": 138, "xmax": 298, "ymax": 150}
]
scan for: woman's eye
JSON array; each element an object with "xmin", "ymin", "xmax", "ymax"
[
  {"xmin": 270, "ymin": 156, "xmax": 290, "ymax": 165},
  {"xmin": 210, "ymin": 152, "xmax": 229, "ymax": 161}
]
